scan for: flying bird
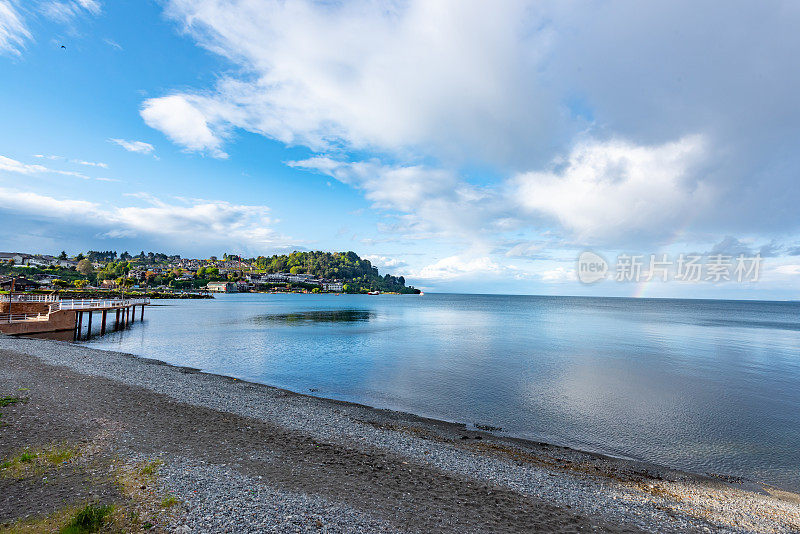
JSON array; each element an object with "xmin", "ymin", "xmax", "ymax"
[{"xmin": 60, "ymin": 45, "xmax": 66, "ymax": 49}]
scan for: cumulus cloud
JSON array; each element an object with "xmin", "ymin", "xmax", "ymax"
[
  {"xmin": 147, "ymin": 0, "xmax": 800, "ymax": 251},
  {"xmin": 363, "ymin": 255, "xmax": 407, "ymax": 270},
  {"xmin": 414, "ymin": 255, "xmax": 508, "ymax": 281},
  {"xmin": 108, "ymin": 138, "xmax": 156, "ymax": 156},
  {"xmin": 0, "ymin": 186, "xmax": 95, "ymax": 216},
  {"xmin": 0, "ymin": 1, "xmax": 31, "ymax": 57},
  {"xmin": 290, "ymin": 157, "xmax": 512, "ymax": 241},
  {"xmin": 149, "ymin": 0, "xmax": 559, "ymax": 165},
  {"xmin": 140, "ymin": 95, "xmax": 228, "ymax": 158},
  {"xmin": 0, "ymin": 186, "xmax": 289, "ymax": 252},
  {"xmin": 513, "ymin": 136, "xmax": 713, "ymax": 242}
]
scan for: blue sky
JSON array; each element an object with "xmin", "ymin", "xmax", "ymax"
[{"xmin": 1, "ymin": 0, "xmax": 800, "ymax": 298}]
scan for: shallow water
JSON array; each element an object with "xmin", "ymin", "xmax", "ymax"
[{"xmin": 77, "ymin": 293, "xmax": 800, "ymax": 490}]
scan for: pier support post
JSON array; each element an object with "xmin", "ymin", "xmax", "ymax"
[
  {"xmin": 74, "ymin": 312, "xmax": 79, "ymax": 340},
  {"xmin": 115, "ymin": 309, "xmax": 120, "ymax": 330},
  {"xmin": 131, "ymin": 305, "xmax": 135, "ymax": 323},
  {"xmin": 86, "ymin": 311, "xmax": 92, "ymax": 338},
  {"xmin": 101, "ymin": 310, "xmax": 107, "ymax": 335},
  {"xmin": 141, "ymin": 305, "xmax": 144, "ymax": 321},
  {"xmin": 77, "ymin": 312, "xmax": 83, "ymax": 339}
]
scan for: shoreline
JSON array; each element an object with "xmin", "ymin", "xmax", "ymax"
[
  {"xmin": 70, "ymin": 329, "xmax": 792, "ymax": 495},
  {"xmin": 2, "ymin": 335, "xmax": 799, "ymax": 532}
]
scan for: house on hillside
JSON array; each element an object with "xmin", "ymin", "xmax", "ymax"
[
  {"xmin": 0, "ymin": 276, "xmax": 40, "ymax": 291},
  {"xmin": 0, "ymin": 252, "xmax": 30, "ymax": 264},
  {"xmin": 322, "ymin": 281, "xmax": 344, "ymax": 292}
]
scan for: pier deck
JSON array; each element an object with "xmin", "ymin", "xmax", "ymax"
[{"xmin": 0, "ymin": 295, "xmax": 149, "ymax": 338}]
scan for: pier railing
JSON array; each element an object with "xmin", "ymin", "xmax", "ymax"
[
  {"xmin": 0, "ymin": 294, "xmax": 60, "ymax": 303},
  {"xmin": 0, "ymin": 312, "xmax": 50, "ymax": 323},
  {"xmin": 51, "ymin": 298, "xmax": 150, "ymax": 312}
]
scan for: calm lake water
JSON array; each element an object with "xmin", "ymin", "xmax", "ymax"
[{"xmin": 78, "ymin": 293, "xmax": 800, "ymax": 490}]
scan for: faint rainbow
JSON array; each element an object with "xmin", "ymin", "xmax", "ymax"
[{"xmin": 632, "ymin": 225, "xmax": 693, "ymax": 298}]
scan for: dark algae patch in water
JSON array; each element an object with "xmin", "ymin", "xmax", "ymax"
[{"xmin": 254, "ymin": 309, "xmax": 375, "ymax": 324}]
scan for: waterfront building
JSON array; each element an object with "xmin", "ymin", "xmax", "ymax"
[{"xmin": 206, "ymin": 281, "xmax": 238, "ymax": 293}]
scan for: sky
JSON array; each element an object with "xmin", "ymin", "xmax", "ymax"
[{"xmin": 1, "ymin": 0, "xmax": 799, "ymax": 298}]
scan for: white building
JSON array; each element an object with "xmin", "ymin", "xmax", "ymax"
[
  {"xmin": 207, "ymin": 281, "xmax": 238, "ymax": 293},
  {"xmin": 322, "ymin": 281, "xmax": 343, "ymax": 292}
]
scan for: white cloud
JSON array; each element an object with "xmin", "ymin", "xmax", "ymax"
[
  {"xmin": 513, "ymin": 136, "xmax": 713, "ymax": 242},
  {"xmin": 539, "ymin": 267, "xmax": 576, "ymax": 283},
  {"xmin": 0, "ymin": 186, "xmax": 96, "ymax": 217},
  {"xmin": 103, "ymin": 38, "xmax": 121, "ymax": 50},
  {"xmin": 71, "ymin": 159, "xmax": 108, "ymax": 168},
  {"xmin": 0, "ymin": 1, "xmax": 30, "ymax": 57},
  {"xmin": 0, "ymin": 186, "xmax": 289, "ymax": 251},
  {"xmin": 150, "ymin": 0, "xmax": 558, "ymax": 164},
  {"xmin": 1, "ymin": 155, "xmax": 48, "ymax": 174},
  {"xmin": 504, "ymin": 241, "xmax": 547, "ymax": 259},
  {"xmin": 415, "ymin": 255, "xmax": 508, "ymax": 281},
  {"xmin": 0, "ymin": 154, "xmax": 89, "ymax": 179},
  {"xmin": 108, "ymin": 138, "xmax": 156, "ymax": 156},
  {"xmin": 363, "ymin": 255, "xmax": 407, "ymax": 270},
  {"xmin": 774, "ymin": 265, "xmax": 800, "ymax": 276},
  {"xmin": 41, "ymin": 0, "xmax": 101, "ymax": 23},
  {"xmin": 147, "ymin": 0, "xmax": 800, "ymax": 249},
  {"xmin": 290, "ymin": 157, "xmax": 511, "ymax": 242},
  {"xmin": 75, "ymin": 0, "xmax": 100, "ymax": 14},
  {"xmin": 140, "ymin": 95, "xmax": 227, "ymax": 158}
]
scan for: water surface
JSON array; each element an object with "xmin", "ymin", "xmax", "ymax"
[{"xmin": 78, "ymin": 293, "xmax": 800, "ymax": 490}]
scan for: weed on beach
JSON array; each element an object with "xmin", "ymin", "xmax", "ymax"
[
  {"xmin": 0, "ymin": 503, "xmax": 115, "ymax": 534},
  {"xmin": 139, "ymin": 459, "xmax": 163, "ymax": 477},
  {"xmin": 0, "ymin": 396, "xmax": 27, "ymax": 426},
  {"xmin": 160, "ymin": 495, "xmax": 180, "ymax": 508},
  {"xmin": 112, "ymin": 457, "xmax": 183, "ymax": 530},
  {"xmin": 61, "ymin": 504, "xmax": 114, "ymax": 534},
  {"xmin": 0, "ymin": 443, "xmax": 79, "ymax": 479},
  {"xmin": 0, "ymin": 396, "xmax": 26, "ymax": 408}
]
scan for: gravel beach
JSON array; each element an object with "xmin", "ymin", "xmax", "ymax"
[{"xmin": 1, "ymin": 336, "xmax": 798, "ymax": 533}]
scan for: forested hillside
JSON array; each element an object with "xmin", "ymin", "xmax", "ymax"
[{"xmin": 249, "ymin": 251, "xmax": 418, "ymax": 294}]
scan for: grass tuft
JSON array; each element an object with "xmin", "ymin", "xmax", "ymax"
[
  {"xmin": 160, "ymin": 495, "xmax": 180, "ymax": 508},
  {"xmin": 0, "ymin": 396, "xmax": 26, "ymax": 408},
  {"xmin": 139, "ymin": 459, "xmax": 163, "ymax": 477},
  {"xmin": 60, "ymin": 504, "xmax": 114, "ymax": 534}
]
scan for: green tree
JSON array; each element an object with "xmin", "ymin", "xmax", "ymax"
[
  {"xmin": 76, "ymin": 259, "xmax": 93, "ymax": 275},
  {"xmin": 59, "ymin": 251, "xmax": 67, "ymax": 260}
]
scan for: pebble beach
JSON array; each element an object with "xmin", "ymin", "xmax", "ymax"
[{"xmin": 1, "ymin": 336, "xmax": 798, "ymax": 533}]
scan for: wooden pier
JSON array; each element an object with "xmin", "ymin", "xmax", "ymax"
[{"xmin": 0, "ymin": 294, "xmax": 150, "ymax": 338}]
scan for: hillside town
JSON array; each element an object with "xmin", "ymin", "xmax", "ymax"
[{"xmin": 0, "ymin": 250, "xmax": 417, "ymax": 295}]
